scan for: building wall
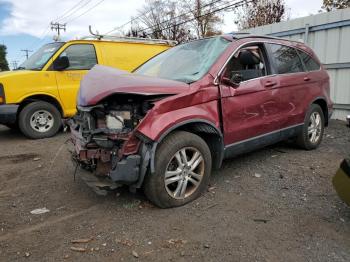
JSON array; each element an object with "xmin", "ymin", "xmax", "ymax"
[{"xmin": 242, "ymin": 8, "xmax": 350, "ymax": 120}]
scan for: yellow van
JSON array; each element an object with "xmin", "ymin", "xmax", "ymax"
[{"xmin": 0, "ymin": 37, "xmax": 174, "ymax": 138}]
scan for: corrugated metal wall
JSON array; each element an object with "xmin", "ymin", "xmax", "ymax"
[{"xmin": 242, "ymin": 8, "xmax": 350, "ymax": 120}]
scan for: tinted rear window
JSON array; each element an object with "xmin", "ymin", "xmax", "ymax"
[
  {"xmin": 297, "ymin": 50, "xmax": 320, "ymax": 71},
  {"xmin": 269, "ymin": 44, "xmax": 304, "ymax": 74}
]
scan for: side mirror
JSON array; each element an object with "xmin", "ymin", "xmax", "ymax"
[
  {"xmin": 231, "ymin": 73, "xmax": 243, "ymax": 85},
  {"xmin": 221, "ymin": 72, "xmax": 242, "ymax": 87},
  {"xmin": 53, "ymin": 56, "xmax": 69, "ymax": 71}
]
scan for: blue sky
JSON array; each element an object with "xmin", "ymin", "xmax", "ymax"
[
  {"xmin": 0, "ymin": 1, "xmax": 52, "ymax": 67},
  {"xmin": 0, "ymin": 0, "xmax": 323, "ymax": 69}
]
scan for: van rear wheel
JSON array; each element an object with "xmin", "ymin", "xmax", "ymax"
[
  {"xmin": 18, "ymin": 101, "xmax": 61, "ymax": 139},
  {"xmin": 144, "ymin": 131, "xmax": 212, "ymax": 208}
]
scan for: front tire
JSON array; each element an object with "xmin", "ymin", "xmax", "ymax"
[
  {"xmin": 296, "ymin": 104, "xmax": 325, "ymax": 150},
  {"xmin": 144, "ymin": 131, "xmax": 212, "ymax": 208},
  {"xmin": 18, "ymin": 101, "xmax": 61, "ymax": 139}
]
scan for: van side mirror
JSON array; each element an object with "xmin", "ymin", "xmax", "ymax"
[{"xmin": 53, "ymin": 56, "xmax": 70, "ymax": 71}]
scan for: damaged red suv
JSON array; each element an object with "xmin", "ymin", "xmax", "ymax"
[{"xmin": 68, "ymin": 34, "xmax": 333, "ymax": 208}]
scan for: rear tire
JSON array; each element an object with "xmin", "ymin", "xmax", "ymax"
[
  {"xmin": 296, "ymin": 104, "xmax": 325, "ymax": 150},
  {"xmin": 144, "ymin": 131, "xmax": 212, "ymax": 208},
  {"xmin": 18, "ymin": 101, "xmax": 61, "ymax": 139}
]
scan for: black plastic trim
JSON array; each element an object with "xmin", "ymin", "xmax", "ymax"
[
  {"xmin": 224, "ymin": 124, "xmax": 303, "ymax": 159},
  {"xmin": 149, "ymin": 119, "xmax": 224, "ymax": 173},
  {"xmin": 310, "ymin": 96, "xmax": 330, "ymax": 125},
  {"xmin": 109, "ymin": 155, "xmax": 141, "ymax": 184},
  {"xmin": 0, "ymin": 104, "xmax": 19, "ymax": 124}
]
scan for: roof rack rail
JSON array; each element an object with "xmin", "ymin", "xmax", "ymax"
[
  {"xmin": 79, "ymin": 25, "xmax": 178, "ymax": 46},
  {"xmin": 228, "ymin": 32, "xmax": 303, "ymax": 43}
]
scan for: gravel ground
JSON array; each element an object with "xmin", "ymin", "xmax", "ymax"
[{"xmin": 0, "ymin": 120, "xmax": 349, "ymax": 262}]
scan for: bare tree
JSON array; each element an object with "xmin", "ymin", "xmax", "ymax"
[
  {"xmin": 137, "ymin": 0, "xmax": 192, "ymax": 42},
  {"xmin": 182, "ymin": 0, "xmax": 224, "ymax": 38},
  {"xmin": 125, "ymin": 18, "xmax": 147, "ymax": 38},
  {"xmin": 322, "ymin": 0, "xmax": 350, "ymax": 11},
  {"xmin": 234, "ymin": 0, "xmax": 288, "ymax": 30}
]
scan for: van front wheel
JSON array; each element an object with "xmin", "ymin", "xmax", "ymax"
[{"xmin": 18, "ymin": 101, "xmax": 61, "ymax": 139}]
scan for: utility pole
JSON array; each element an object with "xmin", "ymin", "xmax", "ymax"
[
  {"xmin": 50, "ymin": 22, "xmax": 66, "ymax": 41},
  {"xmin": 11, "ymin": 61, "xmax": 18, "ymax": 70},
  {"xmin": 21, "ymin": 49, "xmax": 33, "ymax": 60}
]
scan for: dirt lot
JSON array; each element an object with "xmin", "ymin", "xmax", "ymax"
[{"xmin": 0, "ymin": 120, "xmax": 349, "ymax": 262}]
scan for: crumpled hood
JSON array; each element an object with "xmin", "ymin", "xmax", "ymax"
[{"xmin": 78, "ymin": 65, "xmax": 190, "ymax": 106}]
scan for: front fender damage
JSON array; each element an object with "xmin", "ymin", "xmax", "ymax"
[
  {"xmin": 68, "ymin": 83, "xmax": 220, "ymax": 195},
  {"xmin": 67, "ymin": 94, "xmax": 163, "ymax": 195}
]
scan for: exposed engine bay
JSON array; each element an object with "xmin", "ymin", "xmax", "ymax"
[
  {"xmin": 70, "ymin": 95, "xmax": 153, "ymax": 147},
  {"xmin": 67, "ymin": 94, "xmax": 167, "ymax": 192}
]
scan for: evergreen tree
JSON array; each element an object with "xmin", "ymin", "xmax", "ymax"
[{"xmin": 0, "ymin": 45, "xmax": 10, "ymax": 71}]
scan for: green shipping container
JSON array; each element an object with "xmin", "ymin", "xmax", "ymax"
[{"xmin": 333, "ymin": 159, "xmax": 350, "ymax": 206}]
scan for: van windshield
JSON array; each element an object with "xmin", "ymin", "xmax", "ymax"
[
  {"xmin": 134, "ymin": 37, "xmax": 231, "ymax": 83},
  {"xmin": 18, "ymin": 42, "xmax": 64, "ymax": 70}
]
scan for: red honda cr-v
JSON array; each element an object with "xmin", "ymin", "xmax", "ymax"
[{"xmin": 68, "ymin": 34, "xmax": 333, "ymax": 208}]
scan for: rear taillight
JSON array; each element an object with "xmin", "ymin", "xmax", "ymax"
[{"xmin": 0, "ymin": 84, "xmax": 4, "ymax": 104}]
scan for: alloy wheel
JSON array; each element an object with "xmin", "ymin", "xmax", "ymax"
[
  {"xmin": 164, "ymin": 147, "xmax": 205, "ymax": 199},
  {"xmin": 308, "ymin": 111, "xmax": 322, "ymax": 144}
]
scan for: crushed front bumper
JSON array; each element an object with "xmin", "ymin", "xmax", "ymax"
[{"xmin": 69, "ymin": 126, "xmax": 145, "ymax": 192}]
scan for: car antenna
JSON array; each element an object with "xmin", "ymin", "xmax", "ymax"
[{"xmin": 89, "ymin": 25, "xmax": 103, "ymax": 40}]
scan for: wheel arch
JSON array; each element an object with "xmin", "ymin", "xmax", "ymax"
[
  {"xmin": 18, "ymin": 94, "xmax": 64, "ymax": 118},
  {"xmin": 149, "ymin": 119, "xmax": 224, "ymax": 174},
  {"xmin": 311, "ymin": 97, "xmax": 329, "ymax": 126}
]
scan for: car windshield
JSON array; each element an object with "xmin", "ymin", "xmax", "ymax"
[
  {"xmin": 18, "ymin": 42, "xmax": 64, "ymax": 70},
  {"xmin": 134, "ymin": 37, "xmax": 231, "ymax": 83}
]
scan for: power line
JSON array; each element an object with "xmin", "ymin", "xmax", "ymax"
[
  {"xmin": 53, "ymin": 0, "xmax": 92, "ymax": 22},
  {"xmin": 104, "ymin": 8, "xmax": 154, "ymax": 35},
  {"xmin": 27, "ymin": 1, "xmax": 92, "ymax": 49},
  {"xmin": 51, "ymin": 22, "xmax": 66, "ymax": 40},
  {"xmin": 11, "ymin": 61, "xmax": 18, "ymax": 70},
  {"xmin": 15, "ymin": 0, "xmax": 106, "ymax": 61},
  {"xmin": 137, "ymin": 0, "xmax": 229, "ymax": 35},
  {"xmin": 28, "ymin": 26, "xmax": 50, "ymax": 48},
  {"xmin": 21, "ymin": 49, "xmax": 33, "ymax": 60},
  {"xmin": 142, "ymin": 0, "xmax": 249, "ymax": 36},
  {"xmin": 13, "ymin": 1, "xmax": 93, "ymax": 63},
  {"xmin": 65, "ymin": 0, "xmax": 106, "ymax": 24}
]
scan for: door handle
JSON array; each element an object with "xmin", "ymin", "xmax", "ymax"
[
  {"xmin": 304, "ymin": 77, "xmax": 310, "ymax": 81},
  {"xmin": 265, "ymin": 81, "xmax": 277, "ymax": 88}
]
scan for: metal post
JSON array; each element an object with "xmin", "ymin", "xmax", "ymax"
[{"xmin": 304, "ymin": 23, "xmax": 310, "ymax": 43}]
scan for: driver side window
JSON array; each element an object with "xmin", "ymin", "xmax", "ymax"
[
  {"xmin": 223, "ymin": 44, "xmax": 268, "ymax": 83},
  {"xmin": 58, "ymin": 44, "xmax": 97, "ymax": 70}
]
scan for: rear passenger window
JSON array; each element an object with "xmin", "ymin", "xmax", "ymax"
[
  {"xmin": 269, "ymin": 44, "xmax": 304, "ymax": 74},
  {"xmin": 297, "ymin": 50, "xmax": 320, "ymax": 71}
]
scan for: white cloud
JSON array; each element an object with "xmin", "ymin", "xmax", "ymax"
[
  {"xmin": 286, "ymin": 0, "xmax": 323, "ymax": 18},
  {"xmin": 0, "ymin": 0, "xmax": 142, "ymax": 39},
  {"xmin": 0, "ymin": 0, "xmax": 324, "ymax": 39}
]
